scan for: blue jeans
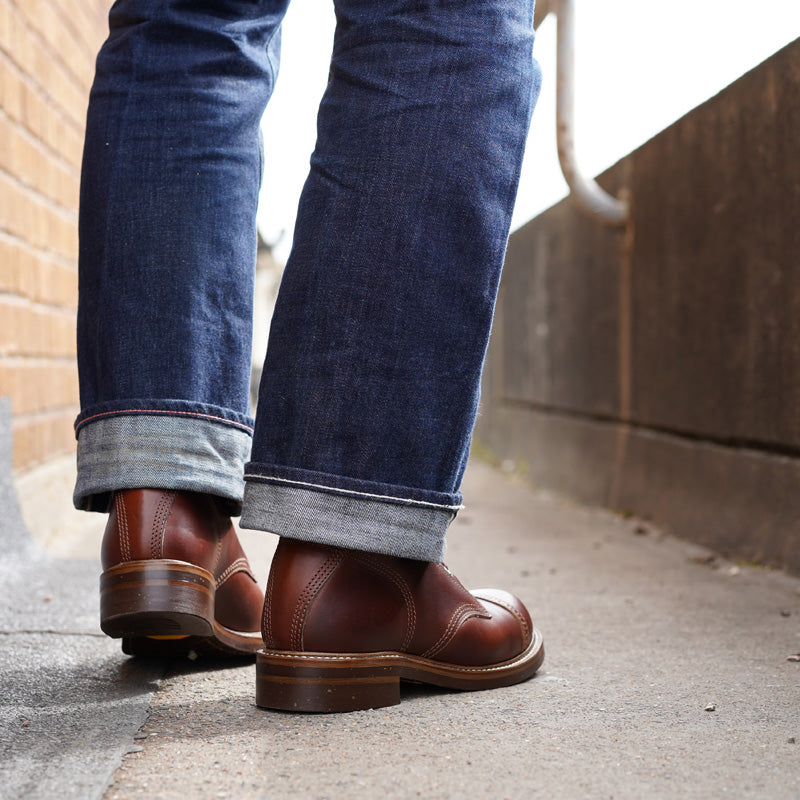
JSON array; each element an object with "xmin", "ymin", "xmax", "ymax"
[{"xmin": 75, "ymin": 0, "xmax": 541, "ymax": 561}]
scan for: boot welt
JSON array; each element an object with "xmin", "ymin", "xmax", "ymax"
[{"xmin": 255, "ymin": 628, "xmax": 544, "ymax": 713}]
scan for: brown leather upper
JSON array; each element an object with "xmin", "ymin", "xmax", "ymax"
[
  {"xmin": 263, "ymin": 538, "xmax": 533, "ymax": 666},
  {"xmin": 102, "ymin": 489, "xmax": 263, "ymax": 633}
]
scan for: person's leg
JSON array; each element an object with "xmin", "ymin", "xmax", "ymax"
[
  {"xmin": 76, "ymin": 0, "xmax": 289, "ymax": 511},
  {"xmin": 242, "ymin": 0, "xmax": 541, "ymax": 560},
  {"xmin": 76, "ymin": 0, "xmax": 289, "ymax": 654},
  {"xmin": 244, "ymin": 0, "xmax": 544, "ymax": 710}
]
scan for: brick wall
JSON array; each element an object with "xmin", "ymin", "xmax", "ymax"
[{"xmin": 0, "ymin": 0, "xmax": 109, "ymax": 472}]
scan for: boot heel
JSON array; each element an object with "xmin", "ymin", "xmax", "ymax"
[
  {"xmin": 256, "ymin": 651, "xmax": 401, "ymax": 713},
  {"xmin": 100, "ymin": 560, "xmax": 215, "ymax": 639}
]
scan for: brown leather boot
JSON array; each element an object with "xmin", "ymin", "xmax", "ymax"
[
  {"xmin": 255, "ymin": 538, "xmax": 544, "ymax": 712},
  {"xmin": 100, "ymin": 489, "xmax": 263, "ymax": 656}
]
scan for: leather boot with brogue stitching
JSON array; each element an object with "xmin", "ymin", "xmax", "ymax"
[
  {"xmin": 100, "ymin": 489, "xmax": 263, "ymax": 656},
  {"xmin": 255, "ymin": 538, "xmax": 544, "ymax": 712}
]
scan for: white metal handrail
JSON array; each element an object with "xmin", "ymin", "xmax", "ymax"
[{"xmin": 536, "ymin": 0, "xmax": 629, "ymax": 226}]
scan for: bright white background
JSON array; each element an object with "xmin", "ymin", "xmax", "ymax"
[{"xmin": 257, "ymin": 0, "xmax": 800, "ymax": 264}]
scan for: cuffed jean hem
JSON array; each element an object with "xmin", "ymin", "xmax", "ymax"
[
  {"xmin": 73, "ymin": 413, "xmax": 252, "ymax": 514},
  {"xmin": 240, "ymin": 479, "xmax": 456, "ymax": 562},
  {"xmin": 243, "ymin": 462, "xmax": 462, "ymax": 508}
]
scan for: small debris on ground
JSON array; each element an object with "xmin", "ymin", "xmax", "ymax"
[
  {"xmin": 704, "ymin": 703, "xmax": 717, "ymax": 712},
  {"xmin": 787, "ymin": 654, "xmax": 800, "ymax": 662}
]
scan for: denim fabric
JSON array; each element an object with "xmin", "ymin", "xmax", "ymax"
[
  {"xmin": 77, "ymin": 0, "xmax": 288, "ymax": 426},
  {"xmin": 241, "ymin": 480, "xmax": 455, "ymax": 562},
  {"xmin": 74, "ymin": 413, "xmax": 252, "ymax": 513},
  {"xmin": 76, "ymin": 0, "xmax": 541, "ymax": 561},
  {"xmin": 247, "ymin": 0, "xmax": 540, "ymax": 508}
]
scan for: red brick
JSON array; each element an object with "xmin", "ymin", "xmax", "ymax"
[
  {"xmin": 0, "ymin": 299, "xmax": 76, "ymax": 358},
  {"xmin": 0, "ymin": 359, "xmax": 78, "ymax": 415},
  {"xmin": 3, "ymin": 1, "xmax": 90, "ymax": 128},
  {"xmin": 12, "ymin": 408, "xmax": 77, "ymax": 471},
  {"xmin": 1, "ymin": 0, "xmax": 112, "ymax": 475}
]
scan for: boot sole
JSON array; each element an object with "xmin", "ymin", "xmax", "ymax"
[
  {"xmin": 120, "ymin": 622, "xmax": 262, "ymax": 658},
  {"xmin": 255, "ymin": 628, "xmax": 544, "ymax": 713},
  {"xmin": 100, "ymin": 560, "xmax": 262, "ymax": 656}
]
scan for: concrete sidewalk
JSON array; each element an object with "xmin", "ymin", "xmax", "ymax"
[{"xmin": 3, "ymin": 456, "xmax": 799, "ymax": 799}]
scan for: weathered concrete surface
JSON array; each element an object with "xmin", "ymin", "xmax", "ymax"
[
  {"xmin": 480, "ymin": 36, "xmax": 800, "ymax": 573},
  {"xmin": 104, "ymin": 461, "xmax": 800, "ymax": 800},
  {"xmin": 478, "ymin": 408, "xmax": 800, "ymax": 575},
  {"xmin": 0, "ymin": 400, "xmax": 164, "ymax": 800},
  {"xmin": 4, "ymin": 387, "xmax": 798, "ymax": 798}
]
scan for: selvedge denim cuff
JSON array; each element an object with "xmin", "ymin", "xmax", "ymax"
[
  {"xmin": 240, "ymin": 477, "xmax": 456, "ymax": 563},
  {"xmin": 74, "ymin": 412, "xmax": 252, "ymax": 513}
]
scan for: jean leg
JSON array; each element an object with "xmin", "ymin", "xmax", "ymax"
[
  {"xmin": 242, "ymin": 0, "xmax": 541, "ymax": 558},
  {"xmin": 75, "ymin": 0, "xmax": 290, "ymax": 512}
]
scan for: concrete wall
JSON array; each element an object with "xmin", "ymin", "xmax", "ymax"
[
  {"xmin": 0, "ymin": 1, "xmax": 109, "ymax": 473},
  {"xmin": 478, "ymin": 36, "xmax": 800, "ymax": 574}
]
